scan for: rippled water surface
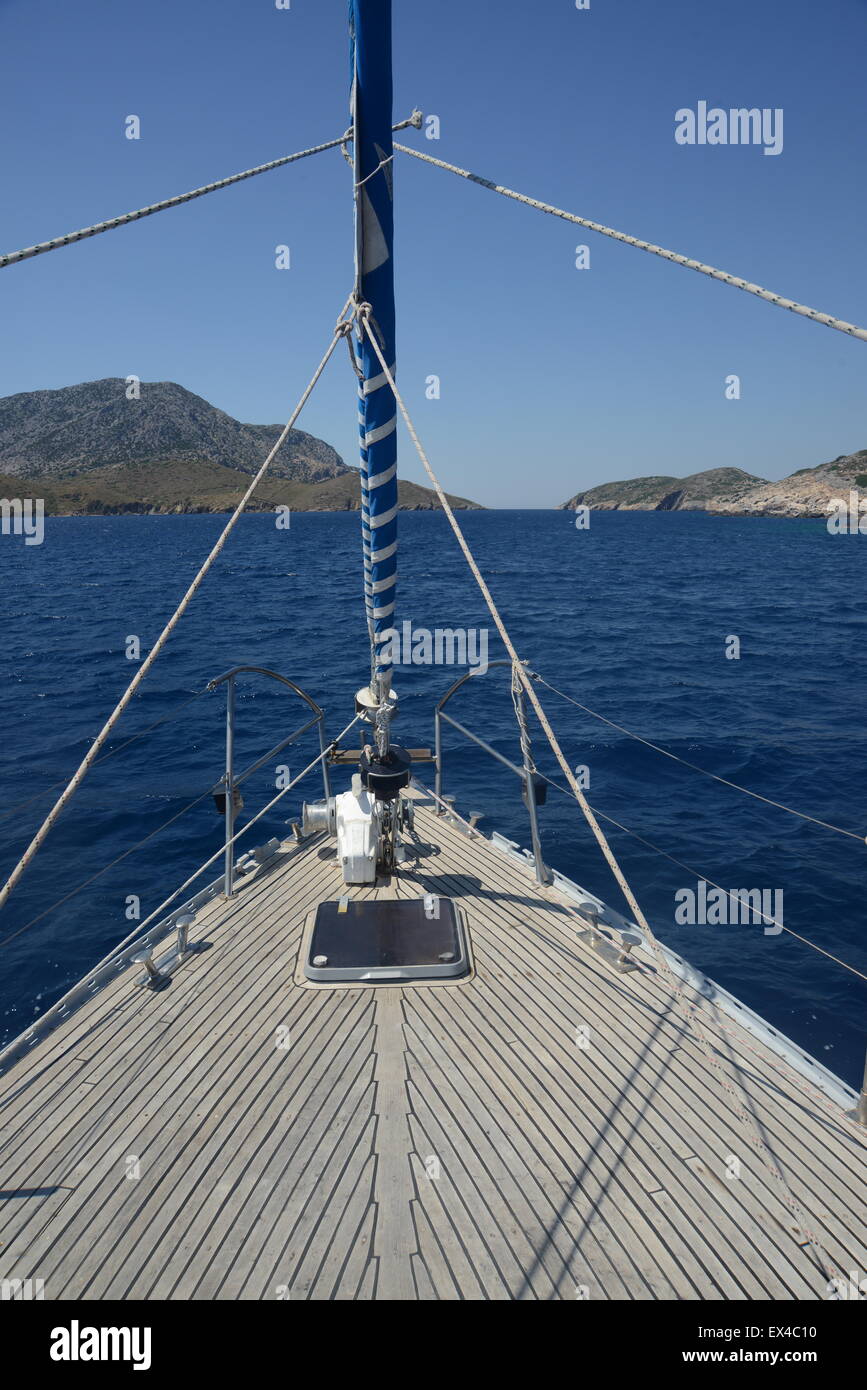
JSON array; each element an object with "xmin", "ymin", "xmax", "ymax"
[{"xmin": 1, "ymin": 510, "xmax": 865, "ymax": 1084}]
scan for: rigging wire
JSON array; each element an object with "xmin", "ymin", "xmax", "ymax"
[
  {"xmin": 97, "ymin": 712, "xmax": 361, "ymax": 968},
  {"xmin": 0, "ymin": 137, "xmax": 348, "ymax": 269},
  {"xmin": 0, "ymin": 715, "xmax": 361, "ymax": 1075},
  {"xmin": 395, "ymin": 143, "xmax": 867, "ymax": 345},
  {"xmin": 0, "ymin": 687, "xmax": 209, "ymax": 826},
  {"xmin": 0, "ymin": 787, "xmax": 215, "ymax": 953},
  {"xmin": 0, "ymin": 114, "xmax": 422, "ymax": 270},
  {"xmin": 533, "ymin": 768, "xmax": 867, "ymax": 985},
  {"xmin": 430, "ymin": 671, "xmax": 865, "ymax": 976},
  {"xmin": 358, "ymin": 304, "xmax": 668, "ymax": 946},
  {"xmin": 534, "ymin": 676, "xmax": 866, "ymax": 845},
  {"xmin": 412, "ymin": 776, "xmax": 858, "ymax": 1134},
  {"xmin": 0, "ymin": 300, "xmax": 356, "ymax": 913},
  {"xmin": 356, "ymin": 307, "xmax": 840, "ymax": 1280},
  {"xmin": 0, "ymin": 97, "xmax": 853, "ymax": 1266}
]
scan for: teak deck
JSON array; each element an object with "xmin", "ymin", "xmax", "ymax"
[{"xmin": 2, "ymin": 791, "xmax": 866, "ymax": 1300}]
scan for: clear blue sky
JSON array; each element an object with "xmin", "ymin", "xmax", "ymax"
[{"xmin": 1, "ymin": 0, "xmax": 865, "ymax": 507}]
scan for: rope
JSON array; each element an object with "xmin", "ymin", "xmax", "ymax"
[
  {"xmin": 0, "ymin": 301, "xmax": 354, "ymax": 913},
  {"xmin": 344, "ymin": 109, "xmax": 421, "ymax": 168},
  {"xmin": 409, "ymin": 776, "xmax": 863, "ymax": 1139},
  {"xmin": 355, "ymin": 153, "xmax": 395, "ymax": 190},
  {"xmin": 395, "ymin": 143, "xmax": 867, "ymax": 345},
  {"xmin": 432, "ymin": 668, "xmax": 867, "ymax": 980},
  {"xmin": 357, "ymin": 307, "xmax": 660, "ymax": 939},
  {"xmin": 414, "ymin": 777, "xmax": 866, "ymax": 1161},
  {"xmin": 536, "ymin": 677, "xmax": 867, "ymax": 845},
  {"xmin": 357, "ymin": 309, "xmax": 839, "ymax": 1281},
  {"xmin": 0, "ymin": 114, "xmax": 422, "ymax": 270},
  {"xmin": 0, "ymin": 137, "xmax": 346, "ymax": 270}
]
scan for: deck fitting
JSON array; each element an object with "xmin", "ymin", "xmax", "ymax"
[
  {"xmin": 614, "ymin": 930, "xmax": 643, "ymax": 974},
  {"xmin": 132, "ymin": 949, "xmax": 169, "ymax": 990},
  {"xmin": 175, "ymin": 913, "xmax": 195, "ymax": 959},
  {"xmin": 575, "ymin": 903, "xmax": 639, "ymax": 971}
]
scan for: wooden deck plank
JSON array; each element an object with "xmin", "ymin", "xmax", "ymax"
[
  {"xmin": 1, "ymin": 800, "xmax": 865, "ymax": 1301},
  {"xmin": 1, "ymin": 853, "xmax": 334, "ymax": 1288},
  {"xmin": 424, "ymin": 811, "xmax": 867, "ymax": 1276},
  {"xmin": 181, "ymin": 1006, "xmax": 378, "ymax": 1300},
  {"xmin": 410, "ymin": 870, "xmax": 816, "ymax": 1295},
  {"xmin": 117, "ymin": 997, "xmax": 377, "ymax": 1300},
  {"xmin": 0, "ymin": 846, "xmax": 328, "ymax": 1171}
]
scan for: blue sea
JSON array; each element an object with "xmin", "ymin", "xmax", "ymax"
[{"xmin": 1, "ymin": 509, "xmax": 865, "ymax": 1086}]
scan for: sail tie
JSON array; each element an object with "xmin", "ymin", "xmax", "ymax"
[{"xmin": 510, "ymin": 661, "xmax": 538, "ymax": 777}]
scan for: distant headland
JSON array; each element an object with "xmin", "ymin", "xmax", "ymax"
[
  {"xmin": 0, "ymin": 379, "xmax": 480, "ymax": 515},
  {"xmin": 559, "ymin": 453, "xmax": 867, "ymax": 519}
]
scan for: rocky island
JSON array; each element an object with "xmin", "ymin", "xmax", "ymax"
[
  {"xmin": 559, "ymin": 452, "xmax": 867, "ymax": 519},
  {"xmin": 0, "ymin": 379, "xmax": 480, "ymax": 515}
]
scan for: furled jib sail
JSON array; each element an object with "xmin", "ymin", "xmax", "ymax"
[{"xmin": 350, "ymin": 0, "xmax": 397, "ymax": 698}]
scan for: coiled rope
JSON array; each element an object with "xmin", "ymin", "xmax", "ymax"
[
  {"xmin": 395, "ymin": 143, "xmax": 867, "ymax": 345},
  {"xmin": 511, "ymin": 661, "xmax": 537, "ymax": 777}
]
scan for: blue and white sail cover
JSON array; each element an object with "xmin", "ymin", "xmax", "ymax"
[{"xmin": 350, "ymin": 0, "xmax": 397, "ymax": 694}]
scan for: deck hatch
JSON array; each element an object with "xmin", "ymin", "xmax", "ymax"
[{"xmin": 304, "ymin": 896, "xmax": 469, "ymax": 982}]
